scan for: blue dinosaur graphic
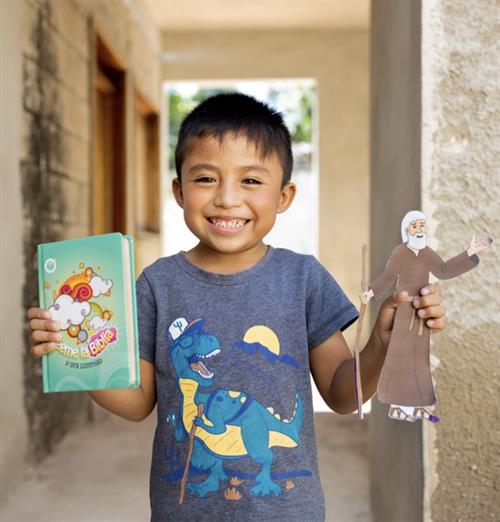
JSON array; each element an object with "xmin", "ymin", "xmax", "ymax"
[{"xmin": 166, "ymin": 319, "xmax": 304, "ymax": 498}]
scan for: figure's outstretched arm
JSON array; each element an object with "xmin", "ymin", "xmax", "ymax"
[
  {"xmin": 363, "ymin": 246, "xmax": 401, "ymax": 302},
  {"xmin": 425, "ymin": 246, "xmax": 481, "ymax": 280}
]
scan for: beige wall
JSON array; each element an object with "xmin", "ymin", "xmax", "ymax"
[
  {"xmin": 369, "ymin": 1, "xmax": 423, "ymax": 521},
  {"xmin": 0, "ymin": 0, "xmax": 29, "ymax": 505},
  {"xmin": 161, "ymin": 29, "xmax": 369, "ymax": 321},
  {"xmin": 421, "ymin": 1, "xmax": 500, "ymax": 521},
  {"xmin": 0, "ymin": 0, "xmax": 161, "ymax": 505}
]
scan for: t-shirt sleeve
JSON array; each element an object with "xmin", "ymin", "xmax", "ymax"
[
  {"xmin": 135, "ymin": 270, "xmax": 156, "ymax": 364},
  {"xmin": 306, "ymin": 256, "xmax": 359, "ymax": 350}
]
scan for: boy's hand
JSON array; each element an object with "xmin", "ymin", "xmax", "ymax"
[
  {"xmin": 373, "ymin": 284, "xmax": 446, "ymax": 348},
  {"xmin": 27, "ymin": 308, "xmax": 157, "ymax": 422},
  {"xmin": 27, "ymin": 307, "xmax": 62, "ymax": 357}
]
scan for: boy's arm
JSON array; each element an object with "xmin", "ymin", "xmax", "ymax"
[
  {"xmin": 309, "ymin": 285, "xmax": 445, "ymax": 414},
  {"xmin": 309, "ymin": 329, "xmax": 385, "ymax": 414},
  {"xmin": 87, "ymin": 357, "xmax": 156, "ymax": 422}
]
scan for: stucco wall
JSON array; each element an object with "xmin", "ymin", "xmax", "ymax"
[
  {"xmin": 161, "ymin": 29, "xmax": 369, "ymax": 320},
  {"xmin": 0, "ymin": 0, "xmax": 161, "ymax": 506},
  {"xmin": 20, "ymin": 0, "xmax": 90, "ymax": 472},
  {"xmin": 421, "ymin": 1, "xmax": 500, "ymax": 521}
]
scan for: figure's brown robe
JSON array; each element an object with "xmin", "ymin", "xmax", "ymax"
[{"xmin": 370, "ymin": 244, "xmax": 478, "ymax": 406}]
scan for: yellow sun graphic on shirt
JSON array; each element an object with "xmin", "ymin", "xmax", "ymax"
[{"xmin": 243, "ymin": 326, "xmax": 280, "ymax": 355}]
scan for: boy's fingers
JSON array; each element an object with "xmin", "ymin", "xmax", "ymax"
[
  {"xmin": 427, "ymin": 317, "xmax": 446, "ymax": 332},
  {"xmin": 419, "ymin": 284, "xmax": 437, "ymax": 296},
  {"xmin": 27, "ymin": 307, "xmax": 52, "ymax": 320},
  {"xmin": 378, "ymin": 291, "xmax": 408, "ymax": 323},
  {"xmin": 31, "ymin": 342, "xmax": 57, "ymax": 358},
  {"xmin": 30, "ymin": 330, "xmax": 62, "ymax": 345},
  {"xmin": 417, "ymin": 305, "xmax": 446, "ymax": 319},
  {"xmin": 29, "ymin": 319, "xmax": 61, "ymax": 332},
  {"xmin": 374, "ymin": 291, "xmax": 410, "ymax": 334},
  {"xmin": 383, "ymin": 291, "xmax": 409, "ymax": 309},
  {"xmin": 413, "ymin": 294, "xmax": 441, "ymax": 308}
]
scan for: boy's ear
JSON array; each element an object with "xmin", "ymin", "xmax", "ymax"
[
  {"xmin": 172, "ymin": 177, "xmax": 184, "ymax": 208},
  {"xmin": 277, "ymin": 182, "xmax": 297, "ymax": 213}
]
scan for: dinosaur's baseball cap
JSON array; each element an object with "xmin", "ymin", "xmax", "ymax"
[{"xmin": 168, "ymin": 317, "xmax": 204, "ymax": 345}]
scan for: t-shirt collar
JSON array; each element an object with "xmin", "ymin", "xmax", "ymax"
[{"xmin": 174, "ymin": 244, "xmax": 276, "ymax": 285}]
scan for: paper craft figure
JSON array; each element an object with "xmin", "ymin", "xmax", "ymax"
[{"xmin": 362, "ymin": 210, "xmax": 492, "ymax": 423}]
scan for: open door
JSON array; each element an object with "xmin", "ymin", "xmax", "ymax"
[
  {"xmin": 134, "ymin": 90, "xmax": 160, "ymax": 234},
  {"xmin": 133, "ymin": 89, "xmax": 161, "ymax": 273},
  {"xmin": 92, "ymin": 31, "xmax": 126, "ymax": 234}
]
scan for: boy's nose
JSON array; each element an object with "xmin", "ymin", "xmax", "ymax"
[{"xmin": 213, "ymin": 181, "xmax": 242, "ymax": 208}]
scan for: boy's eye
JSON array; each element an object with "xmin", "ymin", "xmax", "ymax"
[
  {"xmin": 243, "ymin": 178, "xmax": 262, "ymax": 185},
  {"xmin": 194, "ymin": 176, "xmax": 215, "ymax": 183}
]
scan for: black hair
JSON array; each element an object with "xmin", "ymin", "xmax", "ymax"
[{"xmin": 174, "ymin": 92, "xmax": 293, "ymax": 188}]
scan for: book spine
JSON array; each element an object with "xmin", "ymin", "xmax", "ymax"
[
  {"xmin": 125, "ymin": 235, "xmax": 140, "ymax": 387},
  {"xmin": 37, "ymin": 244, "xmax": 50, "ymax": 393}
]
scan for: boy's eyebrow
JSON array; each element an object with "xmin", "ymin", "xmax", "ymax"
[{"xmin": 187, "ymin": 163, "xmax": 270, "ymax": 175}]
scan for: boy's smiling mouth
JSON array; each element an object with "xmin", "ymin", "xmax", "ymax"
[{"xmin": 207, "ymin": 216, "xmax": 250, "ymax": 231}]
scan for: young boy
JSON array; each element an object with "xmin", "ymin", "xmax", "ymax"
[{"xmin": 28, "ymin": 93, "xmax": 445, "ymax": 521}]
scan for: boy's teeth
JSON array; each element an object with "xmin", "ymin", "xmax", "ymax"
[{"xmin": 210, "ymin": 218, "xmax": 246, "ymax": 229}]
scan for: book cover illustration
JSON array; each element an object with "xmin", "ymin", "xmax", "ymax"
[{"xmin": 38, "ymin": 233, "xmax": 139, "ymax": 392}]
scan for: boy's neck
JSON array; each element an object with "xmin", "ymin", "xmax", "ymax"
[{"xmin": 185, "ymin": 242, "xmax": 269, "ymax": 274}]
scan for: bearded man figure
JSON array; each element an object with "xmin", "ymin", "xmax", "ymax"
[{"xmin": 362, "ymin": 210, "xmax": 492, "ymax": 423}]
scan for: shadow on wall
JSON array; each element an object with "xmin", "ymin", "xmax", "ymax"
[{"xmin": 21, "ymin": 0, "xmax": 89, "ymax": 462}]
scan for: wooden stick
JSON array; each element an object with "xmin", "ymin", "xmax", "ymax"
[
  {"xmin": 179, "ymin": 403, "xmax": 203, "ymax": 504},
  {"xmin": 353, "ymin": 245, "xmax": 367, "ymax": 420},
  {"xmin": 353, "ymin": 305, "xmax": 365, "ymax": 420}
]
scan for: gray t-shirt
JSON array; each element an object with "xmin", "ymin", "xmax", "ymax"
[{"xmin": 136, "ymin": 245, "xmax": 358, "ymax": 521}]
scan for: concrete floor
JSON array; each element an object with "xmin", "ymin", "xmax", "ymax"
[{"xmin": 0, "ymin": 410, "xmax": 371, "ymax": 522}]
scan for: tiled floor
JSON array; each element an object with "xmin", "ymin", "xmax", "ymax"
[{"xmin": 0, "ymin": 411, "xmax": 371, "ymax": 521}]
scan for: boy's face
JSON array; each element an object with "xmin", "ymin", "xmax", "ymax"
[{"xmin": 172, "ymin": 133, "xmax": 296, "ymax": 256}]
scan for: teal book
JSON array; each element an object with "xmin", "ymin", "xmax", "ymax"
[{"xmin": 37, "ymin": 233, "xmax": 140, "ymax": 393}]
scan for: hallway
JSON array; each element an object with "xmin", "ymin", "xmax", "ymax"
[{"xmin": 0, "ymin": 411, "xmax": 371, "ymax": 521}]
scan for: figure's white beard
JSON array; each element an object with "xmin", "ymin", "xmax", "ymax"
[{"xmin": 408, "ymin": 233, "xmax": 426, "ymax": 250}]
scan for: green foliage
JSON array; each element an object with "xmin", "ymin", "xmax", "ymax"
[
  {"xmin": 289, "ymin": 87, "xmax": 312, "ymax": 144},
  {"xmin": 168, "ymin": 87, "xmax": 236, "ymax": 172},
  {"xmin": 167, "ymin": 84, "xmax": 313, "ymax": 173}
]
